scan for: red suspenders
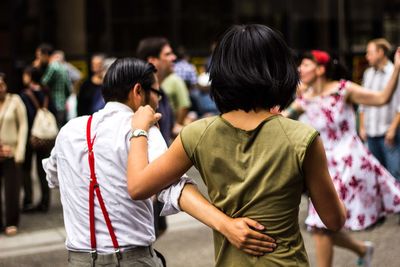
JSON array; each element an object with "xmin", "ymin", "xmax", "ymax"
[{"xmin": 86, "ymin": 115, "xmax": 121, "ymax": 261}]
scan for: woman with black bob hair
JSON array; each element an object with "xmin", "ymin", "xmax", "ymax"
[
  {"xmin": 209, "ymin": 24, "xmax": 299, "ymax": 113},
  {"xmin": 126, "ymin": 24, "xmax": 346, "ymax": 266}
]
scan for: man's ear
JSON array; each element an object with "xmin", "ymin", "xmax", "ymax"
[
  {"xmin": 129, "ymin": 83, "xmax": 143, "ymax": 106},
  {"xmin": 132, "ymin": 83, "xmax": 142, "ymax": 97},
  {"xmin": 147, "ymin": 57, "xmax": 158, "ymax": 67}
]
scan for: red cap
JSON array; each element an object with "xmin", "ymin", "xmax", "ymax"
[{"xmin": 311, "ymin": 50, "xmax": 331, "ymax": 65}]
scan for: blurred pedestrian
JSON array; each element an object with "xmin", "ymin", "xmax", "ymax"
[
  {"xmin": 43, "ymin": 57, "xmax": 276, "ymax": 266},
  {"xmin": 359, "ymin": 38, "xmax": 400, "ymax": 181},
  {"xmin": 127, "ymin": 24, "xmax": 346, "ymax": 267},
  {"xmin": 77, "ymin": 54, "xmax": 106, "ymax": 116},
  {"xmin": 52, "ymin": 50, "xmax": 83, "ymax": 121},
  {"xmin": 174, "ymin": 46, "xmax": 198, "ymax": 90},
  {"xmin": 20, "ymin": 66, "xmax": 57, "ymax": 213},
  {"xmin": 0, "ymin": 73, "xmax": 28, "ymax": 235},
  {"xmin": 137, "ymin": 38, "xmax": 191, "ymax": 137},
  {"xmin": 137, "ymin": 39, "xmax": 175, "ymax": 146},
  {"xmin": 35, "ymin": 43, "xmax": 71, "ymax": 127},
  {"xmin": 285, "ymin": 49, "xmax": 400, "ymax": 267},
  {"xmin": 190, "ymin": 72, "xmax": 218, "ymax": 118}
]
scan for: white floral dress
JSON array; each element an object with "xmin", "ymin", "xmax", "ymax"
[{"xmin": 299, "ymin": 80, "xmax": 400, "ymax": 231}]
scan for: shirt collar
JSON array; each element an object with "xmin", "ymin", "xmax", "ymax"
[
  {"xmin": 376, "ymin": 60, "xmax": 393, "ymax": 74},
  {"xmin": 382, "ymin": 61, "xmax": 393, "ymax": 74},
  {"xmin": 103, "ymin": 101, "xmax": 134, "ymax": 113}
]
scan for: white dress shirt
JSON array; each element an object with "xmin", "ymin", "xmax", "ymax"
[
  {"xmin": 360, "ymin": 61, "xmax": 400, "ymax": 137},
  {"xmin": 43, "ymin": 102, "xmax": 192, "ymax": 253}
]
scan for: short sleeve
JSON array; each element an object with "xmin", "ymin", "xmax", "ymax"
[
  {"xmin": 179, "ymin": 117, "xmax": 216, "ymax": 164},
  {"xmin": 279, "ymin": 119, "xmax": 319, "ymax": 171}
]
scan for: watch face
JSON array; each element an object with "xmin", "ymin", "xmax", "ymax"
[{"xmin": 132, "ymin": 129, "xmax": 148, "ymax": 138}]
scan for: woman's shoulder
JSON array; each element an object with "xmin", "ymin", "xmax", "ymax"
[
  {"xmin": 182, "ymin": 116, "xmax": 219, "ymax": 135},
  {"xmin": 275, "ymin": 116, "xmax": 318, "ymax": 142},
  {"xmin": 9, "ymin": 93, "xmax": 25, "ymax": 104}
]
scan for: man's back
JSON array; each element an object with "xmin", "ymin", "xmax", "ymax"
[{"xmin": 44, "ymin": 102, "xmax": 169, "ymax": 252}]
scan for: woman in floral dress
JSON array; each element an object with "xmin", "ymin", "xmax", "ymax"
[{"xmin": 286, "ymin": 48, "xmax": 400, "ymax": 267}]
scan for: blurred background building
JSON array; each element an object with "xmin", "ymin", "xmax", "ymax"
[{"xmin": 1, "ymin": 0, "xmax": 400, "ymax": 91}]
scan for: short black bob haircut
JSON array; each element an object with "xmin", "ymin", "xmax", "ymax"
[
  {"xmin": 102, "ymin": 57, "xmax": 157, "ymax": 103},
  {"xmin": 209, "ymin": 24, "xmax": 299, "ymax": 113}
]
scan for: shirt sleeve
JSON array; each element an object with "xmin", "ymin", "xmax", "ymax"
[
  {"xmin": 42, "ymin": 141, "xmax": 59, "ymax": 188},
  {"xmin": 174, "ymin": 76, "xmax": 191, "ymax": 109},
  {"xmin": 147, "ymin": 125, "xmax": 197, "ymax": 216},
  {"xmin": 41, "ymin": 65, "xmax": 55, "ymax": 86},
  {"xmin": 14, "ymin": 95, "xmax": 28, "ymax": 163},
  {"xmin": 157, "ymin": 175, "xmax": 197, "ymax": 216}
]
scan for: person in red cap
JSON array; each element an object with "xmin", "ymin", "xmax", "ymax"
[{"xmin": 283, "ymin": 48, "xmax": 400, "ymax": 267}]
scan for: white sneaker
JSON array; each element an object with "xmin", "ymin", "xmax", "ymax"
[{"xmin": 357, "ymin": 241, "xmax": 374, "ymax": 267}]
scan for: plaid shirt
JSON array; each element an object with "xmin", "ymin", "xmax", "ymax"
[
  {"xmin": 174, "ymin": 60, "xmax": 198, "ymax": 87},
  {"xmin": 41, "ymin": 61, "xmax": 71, "ymax": 112}
]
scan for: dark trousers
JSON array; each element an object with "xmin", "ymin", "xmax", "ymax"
[
  {"xmin": 367, "ymin": 130, "xmax": 400, "ymax": 181},
  {"xmin": 0, "ymin": 158, "xmax": 22, "ymax": 228},
  {"xmin": 22, "ymin": 143, "xmax": 51, "ymax": 209}
]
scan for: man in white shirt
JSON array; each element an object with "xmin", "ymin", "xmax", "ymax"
[
  {"xmin": 43, "ymin": 58, "xmax": 276, "ymax": 266},
  {"xmin": 359, "ymin": 38, "xmax": 400, "ymax": 181}
]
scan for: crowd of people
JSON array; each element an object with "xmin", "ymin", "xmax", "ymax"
[{"xmin": 0, "ymin": 24, "xmax": 399, "ymax": 267}]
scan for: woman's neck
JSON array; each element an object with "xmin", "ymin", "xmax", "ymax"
[
  {"xmin": 310, "ymin": 77, "xmax": 335, "ymax": 96},
  {"xmin": 222, "ymin": 109, "xmax": 275, "ymax": 131}
]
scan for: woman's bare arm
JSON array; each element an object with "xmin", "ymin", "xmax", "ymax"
[
  {"xmin": 127, "ymin": 105, "xmax": 278, "ymax": 255},
  {"xmin": 303, "ymin": 136, "xmax": 346, "ymax": 231},
  {"xmin": 346, "ymin": 47, "xmax": 400, "ymax": 106}
]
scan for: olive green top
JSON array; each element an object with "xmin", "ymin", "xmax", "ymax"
[{"xmin": 180, "ymin": 115, "xmax": 318, "ymax": 267}]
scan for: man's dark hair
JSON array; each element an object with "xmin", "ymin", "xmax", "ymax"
[
  {"xmin": 209, "ymin": 24, "xmax": 299, "ymax": 113},
  {"xmin": 102, "ymin": 57, "xmax": 157, "ymax": 103},
  {"xmin": 136, "ymin": 37, "xmax": 169, "ymax": 61},
  {"xmin": 37, "ymin": 43, "xmax": 54, "ymax": 56}
]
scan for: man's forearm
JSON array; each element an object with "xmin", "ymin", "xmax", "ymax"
[
  {"xmin": 178, "ymin": 184, "xmax": 227, "ymax": 232},
  {"xmin": 388, "ymin": 112, "xmax": 400, "ymax": 132},
  {"xmin": 178, "ymin": 184, "xmax": 276, "ymax": 255},
  {"xmin": 359, "ymin": 112, "xmax": 365, "ymax": 132}
]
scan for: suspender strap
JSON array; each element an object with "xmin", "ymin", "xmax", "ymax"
[{"xmin": 86, "ymin": 115, "xmax": 120, "ymax": 256}]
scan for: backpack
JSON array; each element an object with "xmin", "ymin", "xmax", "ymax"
[{"xmin": 25, "ymin": 90, "xmax": 58, "ymax": 151}]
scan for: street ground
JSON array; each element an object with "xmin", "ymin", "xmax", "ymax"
[{"xmin": 1, "ymin": 167, "xmax": 399, "ymax": 266}]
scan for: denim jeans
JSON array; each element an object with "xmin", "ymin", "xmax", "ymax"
[{"xmin": 367, "ymin": 129, "xmax": 400, "ymax": 181}]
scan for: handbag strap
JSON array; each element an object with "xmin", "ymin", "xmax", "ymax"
[{"xmin": 24, "ymin": 89, "xmax": 49, "ymax": 110}]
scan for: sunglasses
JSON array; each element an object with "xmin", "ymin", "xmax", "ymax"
[{"xmin": 149, "ymin": 88, "xmax": 163, "ymax": 100}]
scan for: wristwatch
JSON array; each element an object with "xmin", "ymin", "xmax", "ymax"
[{"xmin": 129, "ymin": 129, "xmax": 148, "ymax": 140}]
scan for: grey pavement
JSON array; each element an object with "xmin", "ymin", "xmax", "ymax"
[{"xmin": 1, "ymin": 167, "xmax": 400, "ymax": 266}]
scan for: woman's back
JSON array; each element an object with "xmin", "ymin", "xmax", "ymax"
[{"xmin": 180, "ymin": 115, "xmax": 318, "ymax": 266}]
